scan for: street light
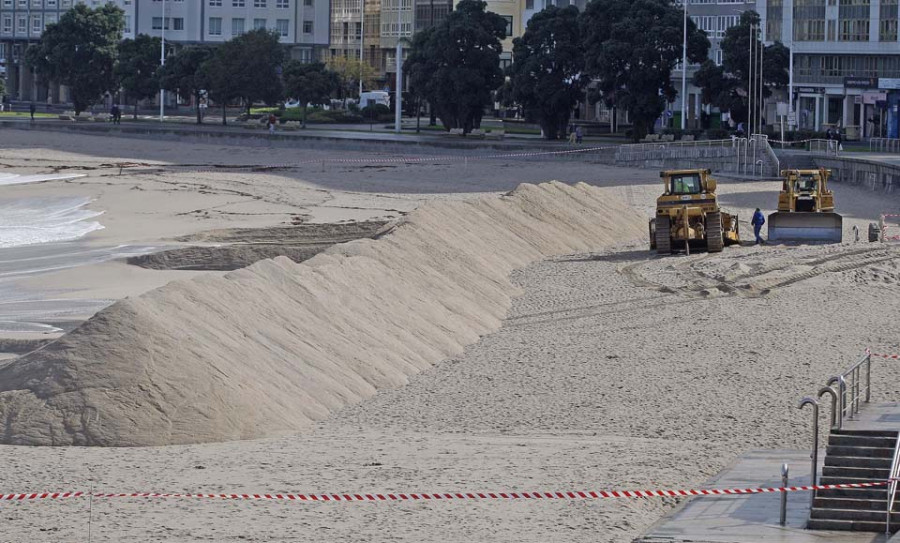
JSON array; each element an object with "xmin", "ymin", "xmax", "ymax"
[
  {"xmin": 359, "ymin": 0, "xmax": 364, "ymax": 98},
  {"xmin": 787, "ymin": 0, "xmax": 794, "ymax": 129},
  {"xmin": 159, "ymin": 0, "xmax": 165, "ymax": 122},
  {"xmin": 681, "ymin": 0, "xmax": 687, "ymax": 130},
  {"xmin": 394, "ymin": 37, "xmax": 410, "ymax": 133}
]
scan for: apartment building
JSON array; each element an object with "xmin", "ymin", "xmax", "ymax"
[
  {"xmin": 759, "ymin": 0, "xmax": 900, "ymax": 138},
  {"xmin": 1, "ymin": 0, "xmax": 329, "ymax": 101}
]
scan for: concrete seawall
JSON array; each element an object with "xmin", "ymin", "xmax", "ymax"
[{"xmin": 811, "ymin": 154, "xmax": 900, "ymax": 194}]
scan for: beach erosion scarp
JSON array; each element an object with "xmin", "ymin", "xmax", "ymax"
[{"xmin": 0, "ymin": 181, "xmax": 645, "ymax": 446}]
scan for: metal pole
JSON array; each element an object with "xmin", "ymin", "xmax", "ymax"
[
  {"xmin": 748, "ymin": 24, "xmax": 754, "ymax": 139},
  {"xmin": 866, "ymin": 353, "xmax": 871, "ymax": 403},
  {"xmin": 759, "ymin": 32, "xmax": 764, "ymax": 134},
  {"xmin": 394, "ymin": 41, "xmax": 402, "ymax": 133},
  {"xmin": 681, "ymin": 0, "xmax": 687, "ymax": 131},
  {"xmin": 159, "ymin": 0, "xmax": 165, "ymax": 122},
  {"xmin": 788, "ymin": 0, "xmax": 794, "ymax": 130},
  {"xmin": 797, "ymin": 397, "xmax": 819, "ymax": 510},
  {"xmin": 780, "ymin": 463, "xmax": 789, "ymax": 526},
  {"xmin": 359, "ymin": 0, "xmax": 364, "ymax": 98},
  {"xmin": 819, "ymin": 385, "xmax": 840, "ymax": 430}
]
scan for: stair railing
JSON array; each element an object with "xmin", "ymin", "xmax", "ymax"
[
  {"xmin": 826, "ymin": 351, "xmax": 872, "ymax": 426},
  {"xmin": 887, "ymin": 432, "xmax": 900, "ymax": 534}
]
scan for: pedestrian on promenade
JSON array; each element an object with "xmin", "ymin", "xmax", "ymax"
[
  {"xmin": 29, "ymin": 102, "xmax": 35, "ymax": 121},
  {"xmin": 751, "ymin": 208, "xmax": 766, "ymax": 245},
  {"xmin": 268, "ymin": 113, "xmax": 277, "ymax": 134},
  {"xmin": 575, "ymin": 125, "xmax": 583, "ymax": 144},
  {"xmin": 567, "ymin": 124, "xmax": 576, "ymax": 144}
]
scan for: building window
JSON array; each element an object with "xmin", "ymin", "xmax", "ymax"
[
  {"xmin": 837, "ymin": 0, "xmax": 869, "ymax": 41},
  {"xmin": 2, "ymin": 15, "xmax": 11, "ymax": 34},
  {"xmin": 1, "ymin": 0, "xmax": 10, "ymax": 8},
  {"xmin": 501, "ymin": 15, "xmax": 512, "ymax": 37},
  {"xmin": 209, "ymin": 16, "xmax": 222, "ymax": 35},
  {"xmin": 794, "ymin": 0, "xmax": 826, "ymax": 41},
  {"xmin": 303, "ymin": 19, "xmax": 313, "ymax": 33},
  {"xmin": 152, "ymin": 17, "xmax": 169, "ymax": 30},
  {"xmin": 61, "ymin": 0, "xmax": 70, "ymax": 6},
  {"xmin": 254, "ymin": 0, "xmax": 265, "ymax": 6},
  {"xmin": 17, "ymin": 0, "xmax": 25, "ymax": 7},
  {"xmin": 881, "ymin": 0, "xmax": 899, "ymax": 41},
  {"xmin": 123, "ymin": 15, "xmax": 131, "ymax": 33},
  {"xmin": 276, "ymin": 18, "xmax": 288, "ymax": 36},
  {"xmin": 278, "ymin": 0, "xmax": 290, "ymax": 7},
  {"xmin": 253, "ymin": 18, "xmax": 266, "ymax": 30},
  {"xmin": 715, "ymin": 48, "xmax": 723, "ymax": 65},
  {"xmin": 46, "ymin": 0, "xmax": 56, "ymax": 5},
  {"xmin": 232, "ymin": 0, "xmax": 244, "ymax": 6},
  {"xmin": 17, "ymin": 16, "xmax": 26, "ymax": 35},
  {"xmin": 210, "ymin": 0, "xmax": 221, "ymax": 5},
  {"xmin": 173, "ymin": 17, "xmax": 184, "ymax": 30},
  {"xmin": 31, "ymin": 0, "xmax": 41, "ymax": 7},
  {"xmin": 232, "ymin": 17, "xmax": 244, "ymax": 35},
  {"xmin": 298, "ymin": 48, "xmax": 312, "ymax": 63}
]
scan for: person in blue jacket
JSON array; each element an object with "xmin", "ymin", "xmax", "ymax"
[{"xmin": 751, "ymin": 208, "xmax": 765, "ymax": 244}]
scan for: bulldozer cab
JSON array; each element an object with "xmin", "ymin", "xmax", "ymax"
[
  {"xmin": 794, "ymin": 173, "xmax": 818, "ymax": 193},
  {"xmin": 668, "ymin": 172, "xmax": 702, "ymax": 195}
]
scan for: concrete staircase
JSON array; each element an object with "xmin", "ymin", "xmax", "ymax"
[
  {"xmin": 808, "ymin": 429, "xmax": 900, "ymax": 532},
  {"xmin": 773, "ymin": 150, "xmax": 819, "ymax": 170}
]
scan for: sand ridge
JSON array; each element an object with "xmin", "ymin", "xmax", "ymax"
[{"xmin": 0, "ymin": 181, "xmax": 644, "ymax": 446}]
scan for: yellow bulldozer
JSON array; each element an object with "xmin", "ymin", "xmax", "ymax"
[
  {"xmin": 649, "ymin": 169, "xmax": 740, "ymax": 255},
  {"xmin": 767, "ymin": 168, "xmax": 843, "ymax": 243}
]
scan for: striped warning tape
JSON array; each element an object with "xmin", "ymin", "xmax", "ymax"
[
  {"xmin": 868, "ymin": 348, "xmax": 900, "ymax": 360},
  {"xmin": 0, "ymin": 481, "xmax": 889, "ymax": 502}
]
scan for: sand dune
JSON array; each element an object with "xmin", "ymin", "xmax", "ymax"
[{"xmin": 0, "ymin": 181, "xmax": 643, "ymax": 446}]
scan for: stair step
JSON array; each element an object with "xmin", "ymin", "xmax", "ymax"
[
  {"xmin": 825, "ymin": 455, "xmax": 893, "ymax": 469},
  {"xmin": 829, "ymin": 434, "xmax": 899, "ymax": 448},
  {"xmin": 816, "ymin": 487, "xmax": 890, "ymax": 500},
  {"xmin": 810, "ymin": 507, "xmax": 900, "ymax": 522},
  {"xmin": 832, "ymin": 429, "xmax": 900, "ymax": 439},
  {"xmin": 807, "ymin": 518, "xmax": 896, "ymax": 532},
  {"xmin": 822, "ymin": 466, "xmax": 892, "ymax": 479},
  {"xmin": 826, "ymin": 445, "xmax": 895, "ymax": 458},
  {"xmin": 819, "ymin": 476, "xmax": 890, "ymax": 486},
  {"xmin": 814, "ymin": 496, "xmax": 888, "ymax": 510}
]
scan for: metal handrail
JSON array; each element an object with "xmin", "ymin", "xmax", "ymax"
[
  {"xmin": 886, "ymin": 432, "xmax": 900, "ymax": 534},
  {"xmin": 870, "ymin": 137, "xmax": 900, "ymax": 153},
  {"xmin": 826, "ymin": 352, "xmax": 872, "ymax": 426},
  {"xmin": 809, "ymin": 139, "xmax": 839, "ymax": 156},
  {"xmin": 798, "ymin": 397, "xmax": 819, "ymax": 511},
  {"xmin": 817, "ymin": 385, "xmax": 841, "ymax": 430}
]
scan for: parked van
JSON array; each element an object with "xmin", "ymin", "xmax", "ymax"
[{"xmin": 359, "ymin": 91, "xmax": 390, "ymax": 109}]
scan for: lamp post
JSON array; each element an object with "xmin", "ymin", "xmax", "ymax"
[
  {"xmin": 394, "ymin": 38, "xmax": 409, "ymax": 133},
  {"xmin": 159, "ymin": 0, "xmax": 165, "ymax": 122},
  {"xmin": 359, "ymin": 0, "xmax": 364, "ymax": 98},
  {"xmin": 681, "ymin": 0, "xmax": 687, "ymax": 130},
  {"xmin": 787, "ymin": 0, "xmax": 794, "ymax": 129}
]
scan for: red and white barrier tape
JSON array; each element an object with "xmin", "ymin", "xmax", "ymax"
[
  {"xmin": 868, "ymin": 348, "xmax": 900, "ymax": 359},
  {"xmin": 0, "ymin": 481, "xmax": 889, "ymax": 502}
]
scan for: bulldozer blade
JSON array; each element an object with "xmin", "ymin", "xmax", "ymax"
[{"xmin": 767, "ymin": 212, "xmax": 843, "ymax": 243}]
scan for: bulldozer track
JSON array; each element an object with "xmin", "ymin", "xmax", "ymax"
[{"xmin": 618, "ymin": 244, "xmax": 900, "ymax": 300}]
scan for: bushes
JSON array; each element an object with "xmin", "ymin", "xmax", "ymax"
[
  {"xmin": 361, "ymin": 104, "xmax": 392, "ymax": 122},
  {"xmin": 274, "ymin": 107, "xmax": 363, "ymax": 123}
]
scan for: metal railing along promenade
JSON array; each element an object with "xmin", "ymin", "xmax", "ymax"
[{"xmin": 871, "ymin": 138, "xmax": 900, "ymax": 153}]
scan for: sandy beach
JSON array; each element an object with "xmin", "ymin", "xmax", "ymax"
[{"xmin": 1, "ymin": 128, "xmax": 899, "ymax": 541}]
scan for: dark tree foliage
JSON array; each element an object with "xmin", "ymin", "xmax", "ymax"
[
  {"xmin": 282, "ymin": 61, "xmax": 340, "ymax": 127},
  {"xmin": 116, "ymin": 34, "xmax": 161, "ymax": 119},
  {"xmin": 404, "ymin": 0, "xmax": 506, "ymax": 133},
  {"xmin": 694, "ymin": 10, "xmax": 789, "ymax": 124},
  {"xmin": 160, "ymin": 45, "xmax": 214, "ymax": 124},
  {"xmin": 509, "ymin": 5, "xmax": 584, "ymax": 140},
  {"xmin": 205, "ymin": 28, "xmax": 286, "ymax": 121},
  {"xmin": 26, "ymin": 3, "xmax": 124, "ymax": 115},
  {"xmin": 581, "ymin": 0, "xmax": 709, "ymax": 140}
]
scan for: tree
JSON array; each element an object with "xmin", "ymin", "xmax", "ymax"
[
  {"xmin": 26, "ymin": 3, "xmax": 124, "ymax": 115},
  {"xmin": 215, "ymin": 29, "xmax": 286, "ymax": 115},
  {"xmin": 581, "ymin": 0, "xmax": 709, "ymax": 140},
  {"xmin": 694, "ymin": 10, "xmax": 789, "ymax": 126},
  {"xmin": 509, "ymin": 5, "xmax": 584, "ymax": 140},
  {"xmin": 282, "ymin": 61, "xmax": 339, "ymax": 127},
  {"xmin": 199, "ymin": 49, "xmax": 239, "ymax": 125},
  {"xmin": 116, "ymin": 34, "xmax": 162, "ymax": 119},
  {"xmin": 160, "ymin": 45, "xmax": 214, "ymax": 124},
  {"xmin": 404, "ymin": 0, "xmax": 507, "ymax": 133},
  {"xmin": 325, "ymin": 56, "xmax": 377, "ymax": 102}
]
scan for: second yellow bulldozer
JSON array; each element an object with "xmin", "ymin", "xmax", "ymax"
[
  {"xmin": 649, "ymin": 169, "xmax": 740, "ymax": 254},
  {"xmin": 767, "ymin": 168, "xmax": 843, "ymax": 243}
]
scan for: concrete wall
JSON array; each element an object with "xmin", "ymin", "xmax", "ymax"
[
  {"xmin": 813, "ymin": 155, "xmax": 900, "ymax": 194},
  {"xmin": 612, "ymin": 139, "xmax": 780, "ymax": 177}
]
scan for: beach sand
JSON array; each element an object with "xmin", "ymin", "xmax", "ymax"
[{"xmin": 0, "ymin": 128, "xmax": 899, "ymax": 540}]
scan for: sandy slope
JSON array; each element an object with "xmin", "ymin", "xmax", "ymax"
[{"xmin": 1, "ymin": 129, "xmax": 900, "ymax": 540}]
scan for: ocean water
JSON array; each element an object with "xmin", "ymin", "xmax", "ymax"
[
  {"xmin": 0, "ymin": 196, "xmax": 156, "ymax": 334},
  {"xmin": 0, "ymin": 197, "xmax": 104, "ymax": 248}
]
